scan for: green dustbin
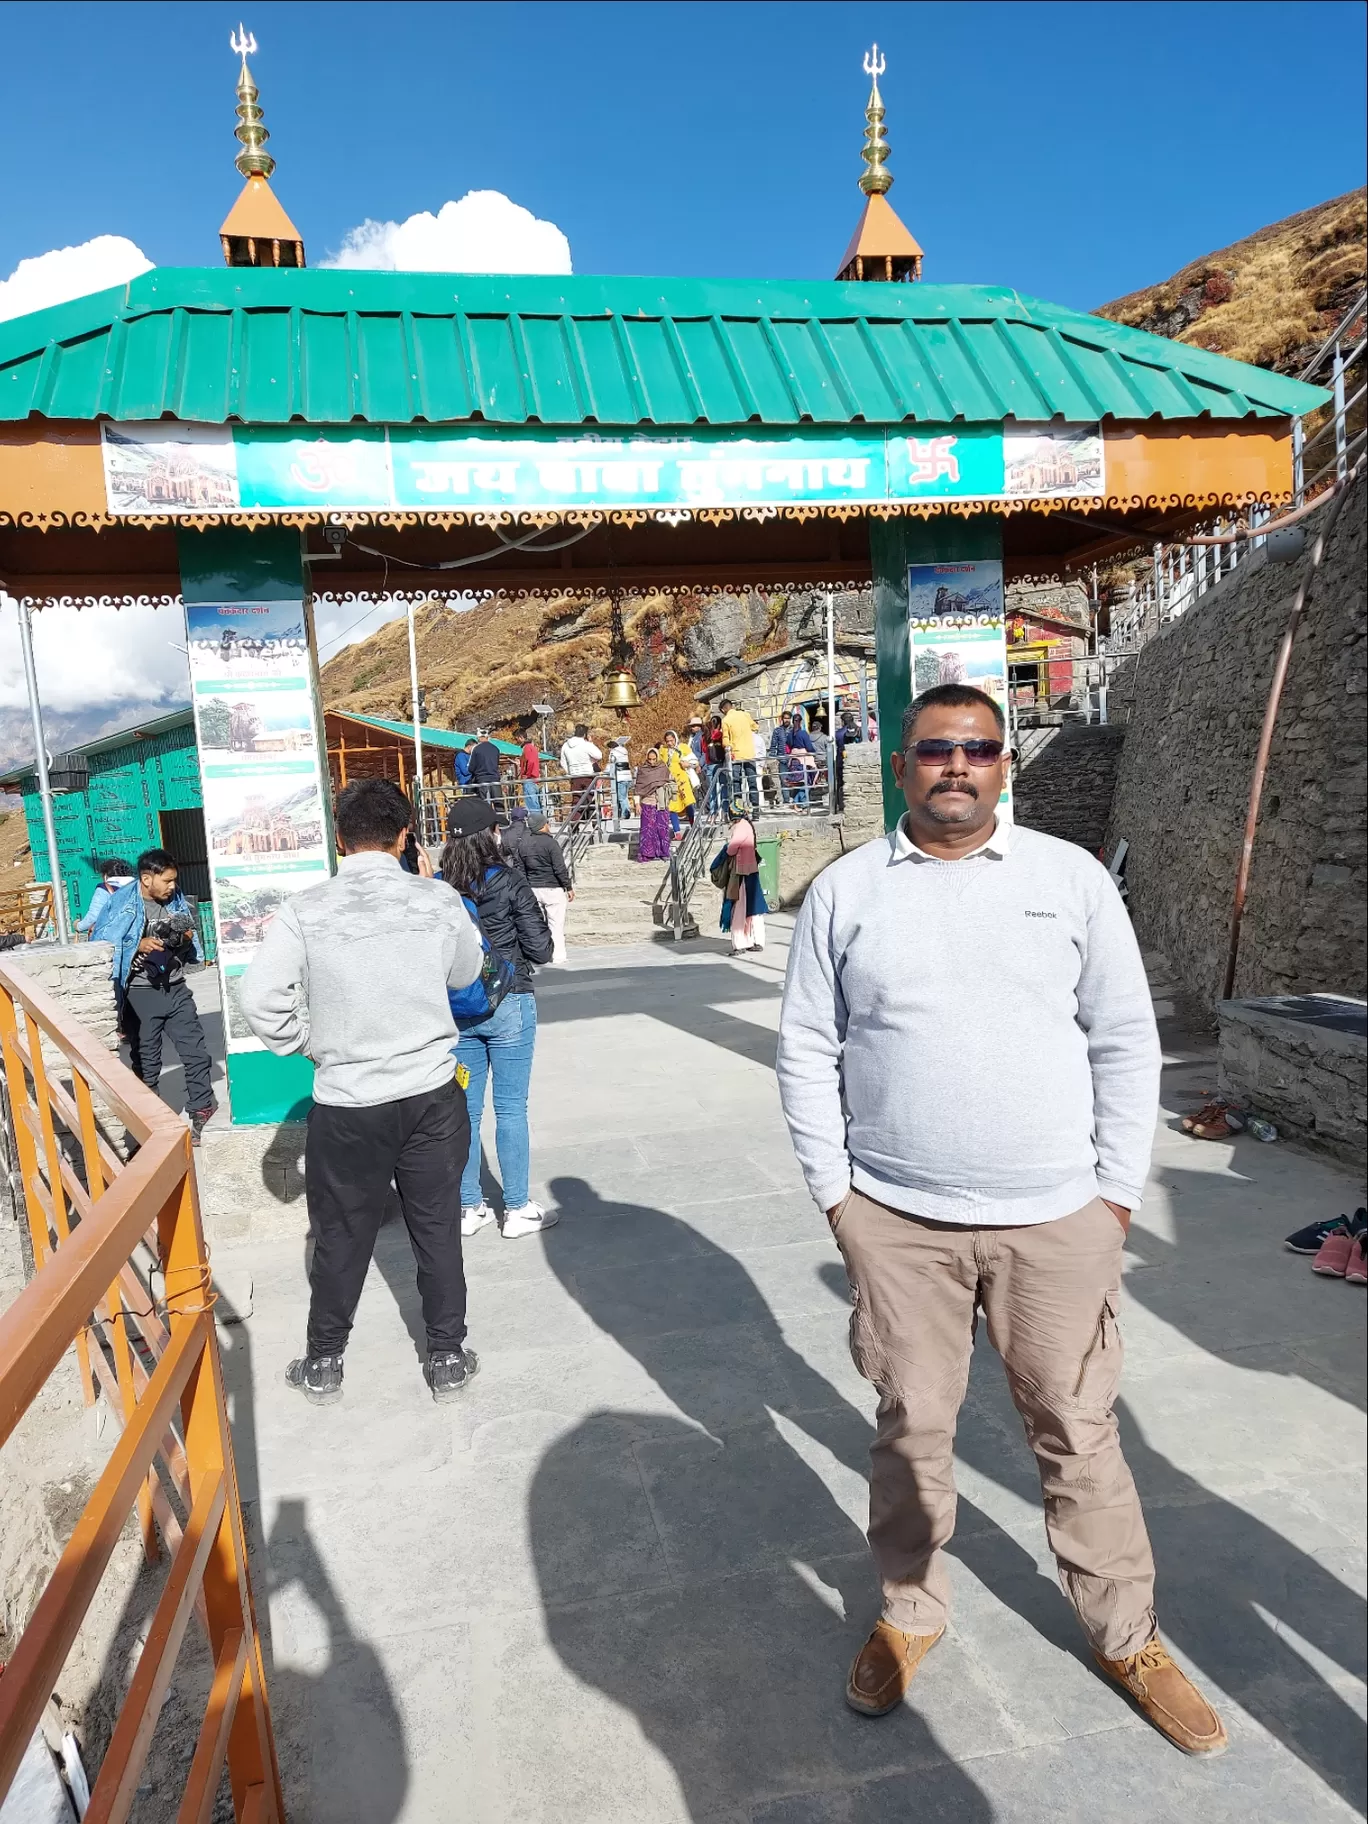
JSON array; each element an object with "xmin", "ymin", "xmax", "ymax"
[{"xmin": 756, "ymin": 837, "xmax": 781, "ymax": 909}]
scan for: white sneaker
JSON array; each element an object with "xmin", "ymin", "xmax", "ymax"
[
  {"xmin": 461, "ymin": 1202, "xmax": 496, "ymax": 1237},
  {"xmin": 501, "ymin": 1201, "xmax": 559, "ymax": 1239}
]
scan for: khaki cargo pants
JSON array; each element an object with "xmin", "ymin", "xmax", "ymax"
[{"xmin": 833, "ymin": 1188, "xmax": 1157, "ymax": 1660}]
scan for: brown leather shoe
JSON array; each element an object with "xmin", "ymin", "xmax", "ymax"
[
  {"xmin": 845, "ymin": 1619, "xmax": 944, "ymax": 1716},
  {"xmin": 1095, "ymin": 1636, "xmax": 1228, "ymax": 1755}
]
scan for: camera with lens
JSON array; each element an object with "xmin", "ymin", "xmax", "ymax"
[{"xmin": 143, "ymin": 909, "xmax": 196, "ymax": 987}]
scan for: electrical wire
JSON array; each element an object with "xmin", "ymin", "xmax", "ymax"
[{"xmin": 315, "ymin": 522, "xmax": 595, "ymax": 655}]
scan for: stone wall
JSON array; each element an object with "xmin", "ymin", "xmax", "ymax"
[
  {"xmin": 1012, "ymin": 725, "xmax": 1127, "ymax": 853},
  {"xmin": 772, "ymin": 743, "xmax": 886, "ymax": 905},
  {"xmin": 4, "ymin": 942, "xmax": 120, "ymax": 1051},
  {"xmin": 1106, "ymin": 475, "xmax": 1367, "ymax": 1016},
  {"xmin": 1218, "ymin": 995, "xmax": 1366, "ymax": 1169}
]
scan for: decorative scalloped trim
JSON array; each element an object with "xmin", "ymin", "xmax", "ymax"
[
  {"xmin": 0, "ymin": 489, "xmax": 1291, "ymax": 533},
  {"xmin": 11, "ymin": 566, "xmax": 1104, "ymax": 608}
]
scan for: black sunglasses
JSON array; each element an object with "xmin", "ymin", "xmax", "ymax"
[{"xmin": 906, "ymin": 738, "xmax": 1006, "ymax": 766}]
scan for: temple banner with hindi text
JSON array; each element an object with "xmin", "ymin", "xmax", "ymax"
[{"xmin": 100, "ymin": 423, "xmax": 1105, "ymax": 515}]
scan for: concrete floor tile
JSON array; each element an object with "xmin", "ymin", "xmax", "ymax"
[
  {"xmin": 263, "ymin": 1441, "xmax": 672, "ymax": 1642},
  {"xmin": 633, "ymin": 1414, "xmax": 871, "ymax": 1580},
  {"xmin": 269, "ymin": 1620, "xmax": 475, "ymax": 1824}
]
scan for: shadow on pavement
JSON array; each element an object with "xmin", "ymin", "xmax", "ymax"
[
  {"xmin": 524, "ymin": 1178, "xmax": 1005, "ymax": 1821},
  {"xmin": 537, "ymin": 961, "xmax": 785, "ymax": 1070},
  {"xmin": 215, "ymin": 1291, "xmax": 409, "ymax": 1824}
]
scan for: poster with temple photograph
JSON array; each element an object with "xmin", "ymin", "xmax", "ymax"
[
  {"xmin": 207, "ymin": 774, "xmax": 326, "ymax": 866},
  {"xmin": 214, "ymin": 865, "xmax": 329, "ymax": 963},
  {"xmin": 1002, "ymin": 426, "xmax": 1104, "ymax": 499},
  {"xmin": 907, "ymin": 560, "xmax": 1013, "ymax": 819},
  {"xmin": 101, "ymin": 422, "xmax": 239, "ymax": 514},
  {"xmin": 194, "ymin": 680, "xmax": 317, "ymax": 760}
]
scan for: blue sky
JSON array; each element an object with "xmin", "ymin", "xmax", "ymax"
[{"xmin": 1, "ymin": 0, "xmax": 1364, "ymax": 309}]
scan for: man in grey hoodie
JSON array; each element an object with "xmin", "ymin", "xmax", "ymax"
[
  {"xmin": 777, "ymin": 683, "xmax": 1225, "ymax": 1756},
  {"xmin": 240, "ymin": 778, "xmax": 485, "ymax": 1406}
]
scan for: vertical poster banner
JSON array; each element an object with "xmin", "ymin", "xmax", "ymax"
[
  {"xmin": 907, "ymin": 561, "xmax": 1014, "ymax": 822},
  {"xmin": 184, "ymin": 602, "xmax": 333, "ymax": 1072}
]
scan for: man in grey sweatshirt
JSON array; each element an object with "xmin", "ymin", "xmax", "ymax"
[
  {"xmin": 240, "ymin": 778, "xmax": 485, "ymax": 1407},
  {"xmin": 777, "ymin": 683, "xmax": 1225, "ymax": 1756}
]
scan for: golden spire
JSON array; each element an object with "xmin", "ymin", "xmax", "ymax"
[
  {"xmin": 219, "ymin": 26, "xmax": 306, "ymax": 268},
  {"xmin": 858, "ymin": 46, "xmax": 892, "ymax": 197},
  {"xmin": 231, "ymin": 26, "xmax": 275, "ymax": 179},
  {"xmin": 835, "ymin": 46, "xmax": 924, "ymax": 283}
]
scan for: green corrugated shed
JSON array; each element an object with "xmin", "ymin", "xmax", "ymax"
[
  {"xmin": 0, "ymin": 268, "xmax": 1327, "ymax": 428},
  {"xmin": 340, "ymin": 713, "xmax": 522, "ymax": 754},
  {"xmin": 1, "ymin": 710, "xmax": 215, "ymax": 958}
]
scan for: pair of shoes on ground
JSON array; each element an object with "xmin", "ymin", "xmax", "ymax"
[
  {"xmin": 285, "ymin": 1345, "xmax": 480, "ymax": 1407},
  {"xmin": 845, "ymin": 1620, "xmax": 1226, "ymax": 1755},
  {"xmin": 461, "ymin": 1199, "xmax": 559, "ymax": 1240},
  {"xmin": 1291, "ymin": 1206, "xmax": 1368, "ymax": 1281},
  {"xmin": 1180, "ymin": 1099, "xmax": 1237, "ymax": 1140}
]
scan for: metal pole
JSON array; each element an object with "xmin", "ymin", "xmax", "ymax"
[
  {"xmin": 825, "ymin": 589, "xmax": 838, "ymax": 745},
  {"xmin": 1332, "ymin": 344, "xmax": 1347, "ymax": 480},
  {"xmin": 8, "ymin": 591, "xmax": 70, "ymax": 943},
  {"xmin": 407, "ymin": 597, "xmax": 425, "ymax": 819}
]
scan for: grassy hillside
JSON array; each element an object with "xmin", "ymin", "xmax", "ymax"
[{"xmin": 1097, "ymin": 189, "xmax": 1365, "ymax": 373}]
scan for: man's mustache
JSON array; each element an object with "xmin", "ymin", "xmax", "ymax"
[{"xmin": 929, "ymin": 778, "xmax": 977, "ymax": 799}]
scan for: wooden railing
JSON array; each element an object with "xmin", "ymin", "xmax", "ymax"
[
  {"xmin": 0, "ymin": 881, "xmax": 55, "ymax": 944},
  {"xmin": 0, "ymin": 960, "xmax": 284, "ymax": 1821}
]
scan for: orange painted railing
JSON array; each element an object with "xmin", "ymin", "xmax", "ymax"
[
  {"xmin": 0, "ymin": 959, "xmax": 285, "ymax": 1821},
  {"xmin": 0, "ymin": 881, "xmax": 56, "ymax": 943}
]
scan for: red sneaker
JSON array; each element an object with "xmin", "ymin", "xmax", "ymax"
[
  {"xmin": 1346, "ymin": 1237, "xmax": 1367, "ymax": 1286},
  {"xmin": 1312, "ymin": 1224, "xmax": 1355, "ymax": 1277}
]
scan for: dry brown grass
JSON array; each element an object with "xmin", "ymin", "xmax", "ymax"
[{"xmin": 1097, "ymin": 189, "xmax": 1365, "ymax": 372}]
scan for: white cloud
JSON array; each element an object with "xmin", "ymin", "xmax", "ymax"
[
  {"xmin": 0, "ymin": 597, "xmax": 189, "ymax": 771},
  {"xmin": 0, "ymin": 235, "xmax": 153, "ymax": 323},
  {"xmin": 322, "ymin": 191, "xmax": 571, "ymax": 275}
]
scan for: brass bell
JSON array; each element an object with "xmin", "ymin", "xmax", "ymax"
[{"xmin": 602, "ymin": 667, "xmax": 640, "ymax": 709}]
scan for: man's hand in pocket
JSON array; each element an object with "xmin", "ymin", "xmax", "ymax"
[{"xmin": 1104, "ymin": 1198, "xmax": 1131, "ymax": 1237}]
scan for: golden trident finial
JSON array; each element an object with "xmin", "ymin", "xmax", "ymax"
[
  {"xmin": 858, "ymin": 44, "xmax": 892, "ymax": 196},
  {"xmin": 230, "ymin": 24, "xmax": 275, "ymax": 180}
]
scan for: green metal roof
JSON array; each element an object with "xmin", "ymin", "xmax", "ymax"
[
  {"xmin": 0, "ymin": 268, "xmax": 1326, "ymax": 428},
  {"xmin": 338, "ymin": 713, "xmax": 522, "ymax": 755}
]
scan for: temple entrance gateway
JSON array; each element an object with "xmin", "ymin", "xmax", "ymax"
[{"xmin": 0, "ymin": 41, "xmax": 1327, "ymax": 1123}]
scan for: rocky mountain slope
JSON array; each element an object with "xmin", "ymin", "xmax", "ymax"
[
  {"xmin": 321, "ymin": 585, "xmax": 871, "ymax": 750},
  {"xmin": 1097, "ymin": 188, "xmax": 1364, "ymax": 373}
]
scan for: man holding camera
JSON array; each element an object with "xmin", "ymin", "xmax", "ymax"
[{"xmin": 94, "ymin": 848, "xmax": 217, "ymax": 1143}]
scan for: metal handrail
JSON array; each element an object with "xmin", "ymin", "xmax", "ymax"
[
  {"xmin": 0, "ymin": 961, "xmax": 284, "ymax": 1820},
  {"xmin": 1105, "ymin": 288, "xmax": 1366, "ymax": 647},
  {"xmin": 653, "ymin": 802, "xmax": 730, "ymax": 939},
  {"xmin": 557, "ymin": 776, "xmax": 611, "ymax": 883}
]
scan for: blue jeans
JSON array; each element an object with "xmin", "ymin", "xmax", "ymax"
[
  {"xmin": 455, "ymin": 993, "xmax": 538, "ymax": 1209},
  {"xmin": 730, "ymin": 760, "xmax": 759, "ymax": 812},
  {"xmin": 614, "ymin": 777, "xmax": 631, "ymax": 819},
  {"xmin": 522, "ymin": 780, "xmax": 542, "ymax": 813}
]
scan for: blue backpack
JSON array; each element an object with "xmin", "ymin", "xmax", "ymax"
[{"xmin": 448, "ymin": 871, "xmax": 518, "ymax": 1025}]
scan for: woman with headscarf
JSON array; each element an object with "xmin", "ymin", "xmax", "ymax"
[
  {"xmin": 633, "ymin": 746, "xmax": 674, "ymax": 862},
  {"xmin": 662, "ymin": 730, "xmax": 696, "ymax": 834},
  {"xmin": 719, "ymin": 807, "xmax": 769, "ymax": 954}
]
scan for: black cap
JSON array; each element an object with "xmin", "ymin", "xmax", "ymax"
[{"xmin": 446, "ymin": 798, "xmax": 499, "ymax": 837}]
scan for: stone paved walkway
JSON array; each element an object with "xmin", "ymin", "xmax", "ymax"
[{"xmin": 208, "ymin": 920, "xmax": 1367, "ymax": 1823}]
